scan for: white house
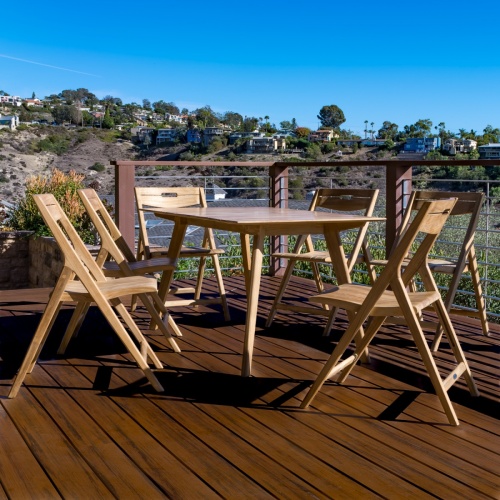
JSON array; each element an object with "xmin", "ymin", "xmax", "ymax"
[{"xmin": 0, "ymin": 114, "xmax": 19, "ymax": 130}]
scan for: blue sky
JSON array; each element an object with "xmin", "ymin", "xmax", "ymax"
[{"xmin": 1, "ymin": 0, "xmax": 499, "ymax": 136}]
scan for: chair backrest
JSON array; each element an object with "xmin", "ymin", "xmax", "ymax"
[
  {"xmin": 311, "ymin": 188, "xmax": 379, "ymax": 214},
  {"xmin": 78, "ymin": 188, "xmax": 137, "ymax": 273},
  {"xmin": 395, "ymin": 190, "xmax": 484, "ymax": 267},
  {"xmin": 370, "ymin": 198, "xmax": 458, "ymax": 300},
  {"xmin": 32, "ymin": 193, "xmax": 108, "ymax": 288},
  {"xmin": 134, "ymin": 186, "xmax": 207, "ymax": 259},
  {"xmin": 305, "ymin": 188, "xmax": 379, "ymax": 269}
]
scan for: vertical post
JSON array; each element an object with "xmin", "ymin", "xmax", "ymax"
[
  {"xmin": 268, "ymin": 164, "xmax": 289, "ymax": 276},
  {"xmin": 385, "ymin": 162, "xmax": 412, "ymax": 254},
  {"xmin": 113, "ymin": 161, "xmax": 136, "ymax": 251}
]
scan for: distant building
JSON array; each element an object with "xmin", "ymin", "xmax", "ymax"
[
  {"xmin": 203, "ymin": 127, "xmax": 224, "ymax": 146},
  {"xmin": 360, "ymin": 138, "xmax": 387, "ymax": 147},
  {"xmin": 246, "ymin": 137, "xmax": 286, "ymax": 153},
  {"xmin": 0, "ymin": 95, "xmax": 22, "ymax": 106},
  {"xmin": 187, "ymin": 129, "xmax": 202, "ymax": 143},
  {"xmin": 205, "ymin": 184, "xmax": 227, "ymax": 202},
  {"xmin": 165, "ymin": 113, "xmax": 188, "ymax": 124},
  {"xmin": 130, "ymin": 126, "xmax": 155, "ymax": 143},
  {"xmin": 308, "ymin": 130, "xmax": 335, "ymax": 143},
  {"xmin": 156, "ymin": 128, "xmax": 181, "ymax": 145},
  {"xmin": 273, "ymin": 130, "xmax": 296, "ymax": 139},
  {"xmin": 23, "ymin": 98, "xmax": 43, "ymax": 107},
  {"xmin": 403, "ymin": 137, "xmax": 440, "ymax": 153},
  {"xmin": 0, "ymin": 114, "xmax": 19, "ymax": 130},
  {"xmin": 478, "ymin": 143, "xmax": 500, "ymax": 159},
  {"xmin": 443, "ymin": 138, "xmax": 477, "ymax": 155},
  {"xmin": 229, "ymin": 131, "xmax": 263, "ymax": 144}
]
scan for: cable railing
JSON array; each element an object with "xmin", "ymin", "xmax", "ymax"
[{"xmin": 114, "ymin": 159, "xmax": 500, "ymax": 322}]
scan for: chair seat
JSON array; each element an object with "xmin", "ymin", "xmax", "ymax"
[
  {"xmin": 103, "ymin": 257, "xmax": 176, "ymax": 277},
  {"xmin": 371, "ymin": 257, "xmax": 466, "ymax": 275},
  {"xmin": 62, "ymin": 276, "xmax": 159, "ymax": 301},
  {"xmin": 149, "ymin": 245, "xmax": 224, "ymax": 257},
  {"xmin": 273, "ymin": 250, "xmax": 331, "ymax": 263},
  {"xmin": 428, "ymin": 258, "xmax": 465, "ymax": 274},
  {"xmin": 273, "ymin": 251, "xmax": 366, "ymax": 265},
  {"xmin": 310, "ymin": 284, "xmax": 440, "ymax": 317}
]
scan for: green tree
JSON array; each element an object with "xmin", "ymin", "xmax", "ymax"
[
  {"xmin": 101, "ymin": 108, "xmax": 114, "ymax": 129},
  {"xmin": 377, "ymin": 121, "xmax": 399, "ymax": 140},
  {"xmin": 317, "ymin": 104, "xmax": 346, "ymax": 129},
  {"xmin": 295, "ymin": 127, "xmax": 311, "ymax": 138},
  {"xmin": 221, "ymin": 111, "xmax": 242, "ymax": 129}
]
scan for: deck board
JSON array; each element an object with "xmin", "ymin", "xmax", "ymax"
[{"xmin": 0, "ymin": 276, "xmax": 499, "ymax": 499}]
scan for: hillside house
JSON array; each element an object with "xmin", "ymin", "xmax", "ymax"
[
  {"xmin": 165, "ymin": 113, "xmax": 188, "ymax": 124},
  {"xmin": 0, "ymin": 95, "xmax": 22, "ymax": 106},
  {"xmin": 246, "ymin": 137, "xmax": 286, "ymax": 153},
  {"xmin": 205, "ymin": 184, "xmax": 227, "ymax": 201},
  {"xmin": 229, "ymin": 131, "xmax": 263, "ymax": 144},
  {"xmin": 203, "ymin": 127, "xmax": 224, "ymax": 147},
  {"xmin": 23, "ymin": 98, "xmax": 43, "ymax": 107},
  {"xmin": 156, "ymin": 128, "xmax": 181, "ymax": 145},
  {"xmin": 187, "ymin": 129, "xmax": 202, "ymax": 143},
  {"xmin": 478, "ymin": 143, "xmax": 500, "ymax": 159},
  {"xmin": 273, "ymin": 130, "xmax": 296, "ymax": 139},
  {"xmin": 403, "ymin": 137, "xmax": 440, "ymax": 153},
  {"xmin": 443, "ymin": 138, "xmax": 478, "ymax": 155},
  {"xmin": 131, "ymin": 126, "xmax": 155, "ymax": 143},
  {"xmin": 308, "ymin": 129, "xmax": 335, "ymax": 143},
  {"xmin": 0, "ymin": 114, "xmax": 19, "ymax": 130}
]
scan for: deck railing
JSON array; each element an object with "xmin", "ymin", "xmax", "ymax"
[{"xmin": 112, "ymin": 159, "xmax": 500, "ymax": 319}]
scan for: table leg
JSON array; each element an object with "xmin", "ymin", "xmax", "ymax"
[
  {"xmin": 240, "ymin": 233, "xmax": 252, "ymax": 296},
  {"xmin": 241, "ymin": 230, "xmax": 265, "ymax": 377},
  {"xmin": 153, "ymin": 220, "xmax": 188, "ymax": 329}
]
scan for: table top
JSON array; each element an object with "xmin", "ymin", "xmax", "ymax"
[{"xmin": 150, "ymin": 206, "xmax": 383, "ymax": 231}]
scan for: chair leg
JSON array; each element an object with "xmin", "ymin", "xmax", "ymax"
[
  {"xmin": 404, "ymin": 306, "xmax": 460, "ymax": 426},
  {"xmin": 135, "ymin": 293, "xmax": 181, "ymax": 353},
  {"xmin": 194, "ymin": 256, "xmax": 206, "ymax": 302},
  {"xmin": 100, "ymin": 299, "xmax": 164, "ymax": 392},
  {"xmin": 212, "ymin": 253, "xmax": 230, "ymax": 321},
  {"xmin": 468, "ymin": 247, "xmax": 489, "ymax": 337},
  {"xmin": 58, "ymin": 301, "xmax": 90, "ymax": 354},
  {"xmin": 265, "ymin": 258, "xmax": 296, "ymax": 327},
  {"xmin": 8, "ymin": 295, "xmax": 64, "ymax": 398},
  {"xmin": 434, "ymin": 300, "xmax": 479, "ymax": 397}
]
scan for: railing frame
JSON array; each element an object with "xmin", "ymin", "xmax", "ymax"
[{"xmin": 111, "ymin": 159, "xmax": 499, "ymax": 276}]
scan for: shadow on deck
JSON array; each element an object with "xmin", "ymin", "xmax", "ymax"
[{"xmin": 0, "ymin": 275, "xmax": 498, "ymax": 498}]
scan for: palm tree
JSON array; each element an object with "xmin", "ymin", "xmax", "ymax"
[
  {"xmin": 370, "ymin": 122, "xmax": 375, "ymax": 139},
  {"xmin": 364, "ymin": 120, "xmax": 368, "ymax": 139}
]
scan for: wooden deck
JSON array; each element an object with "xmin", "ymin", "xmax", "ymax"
[{"xmin": 0, "ymin": 275, "xmax": 498, "ymax": 499}]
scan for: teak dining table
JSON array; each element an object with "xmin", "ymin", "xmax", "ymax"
[{"xmin": 148, "ymin": 206, "xmax": 384, "ymax": 376}]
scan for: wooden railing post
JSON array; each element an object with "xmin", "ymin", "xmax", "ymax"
[
  {"xmin": 385, "ymin": 162, "xmax": 412, "ymax": 254},
  {"xmin": 269, "ymin": 164, "xmax": 289, "ymax": 276},
  {"xmin": 112, "ymin": 161, "xmax": 136, "ymax": 251}
]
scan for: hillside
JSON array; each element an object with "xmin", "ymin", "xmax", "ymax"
[{"xmin": 0, "ymin": 127, "xmax": 391, "ymax": 203}]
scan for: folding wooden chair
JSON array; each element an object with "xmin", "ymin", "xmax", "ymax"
[
  {"xmin": 266, "ymin": 188, "xmax": 379, "ymax": 334},
  {"xmin": 135, "ymin": 186, "xmax": 230, "ymax": 320},
  {"xmin": 77, "ymin": 188, "xmax": 183, "ymax": 338},
  {"xmin": 8, "ymin": 193, "xmax": 180, "ymax": 398},
  {"xmin": 370, "ymin": 190, "xmax": 488, "ymax": 350},
  {"xmin": 300, "ymin": 198, "xmax": 479, "ymax": 426}
]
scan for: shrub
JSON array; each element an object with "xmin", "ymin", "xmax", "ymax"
[
  {"xmin": 34, "ymin": 134, "xmax": 71, "ymax": 155},
  {"xmin": 8, "ymin": 168, "xmax": 94, "ymax": 242},
  {"xmin": 89, "ymin": 162, "xmax": 106, "ymax": 172}
]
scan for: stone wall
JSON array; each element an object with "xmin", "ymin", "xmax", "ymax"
[
  {"xmin": 0, "ymin": 231, "xmax": 100, "ymax": 289},
  {"xmin": 29, "ymin": 236, "xmax": 64, "ymax": 288},
  {"xmin": 0, "ymin": 231, "xmax": 31, "ymax": 289}
]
